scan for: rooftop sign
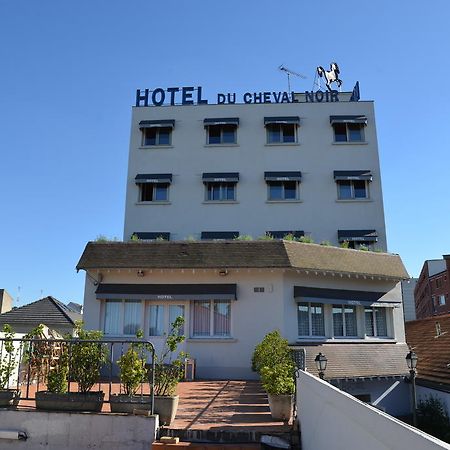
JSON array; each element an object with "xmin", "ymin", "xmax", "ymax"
[{"xmin": 135, "ymin": 86, "xmax": 343, "ymax": 107}]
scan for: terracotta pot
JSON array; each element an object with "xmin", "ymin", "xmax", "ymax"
[
  {"xmin": 35, "ymin": 391, "xmax": 104, "ymax": 412},
  {"xmin": 110, "ymin": 393, "xmax": 153, "ymax": 414},
  {"xmin": 154, "ymin": 395, "xmax": 179, "ymax": 425},
  {"xmin": 267, "ymin": 393, "xmax": 293, "ymax": 421}
]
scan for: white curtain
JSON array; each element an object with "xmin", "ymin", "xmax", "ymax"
[
  {"xmin": 169, "ymin": 305, "xmax": 185, "ymax": 335},
  {"xmin": 192, "ymin": 301, "xmax": 210, "ymax": 337},
  {"xmin": 104, "ymin": 300, "xmax": 121, "ymax": 335},
  {"xmin": 124, "ymin": 300, "xmax": 141, "ymax": 335},
  {"xmin": 214, "ymin": 301, "xmax": 230, "ymax": 336},
  {"xmin": 149, "ymin": 305, "xmax": 164, "ymax": 336}
]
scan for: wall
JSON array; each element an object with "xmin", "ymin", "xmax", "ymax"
[
  {"xmin": 0, "ymin": 410, "xmax": 158, "ymax": 450},
  {"xmin": 0, "ymin": 289, "xmax": 13, "ymax": 313},
  {"xmin": 402, "ymin": 279, "xmax": 418, "ymax": 322},
  {"xmin": 123, "ymin": 100, "xmax": 387, "ymax": 249},
  {"xmin": 297, "ymin": 370, "xmax": 450, "ymax": 450}
]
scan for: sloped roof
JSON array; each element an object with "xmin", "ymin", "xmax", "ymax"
[
  {"xmin": 297, "ymin": 343, "xmax": 410, "ymax": 380},
  {"xmin": 405, "ymin": 314, "xmax": 450, "ymax": 386},
  {"xmin": 0, "ymin": 296, "xmax": 82, "ymax": 328},
  {"xmin": 76, "ymin": 241, "xmax": 408, "ymax": 280}
]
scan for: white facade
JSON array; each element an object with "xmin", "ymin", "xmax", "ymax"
[{"xmin": 124, "ymin": 91, "xmax": 387, "ymax": 249}]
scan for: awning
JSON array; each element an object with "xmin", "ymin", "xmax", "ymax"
[
  {"xmin": 330, "ymin": 115, "xmax": 367, "ymax": 125},
  {"xmin": 139, "ymin": 120, "xmax": 175, "ymax": 129},
  {"xmin": 202, "ymin": 173, "xmax": 240, "ymax": 183},
  {"xmin": 132, "ymin": 232, "xmax": 170, "ymax": 241},
  {"xmin": 204, "ymin": 118, "xmax": 239, "ymax": 127},
  {"xmin": 96, "ymin": 283, "xmax": 237, "ymax": 301},
  {"xmin": 201, "ymin": 231, "xmax": 239, "ymax": 240},
  {"xmin": 338, "ymin": 230, "xmax": 378, "ymax": 242},
  {"xmin": 264, "ymin": 116, "xmax": 300, "ymax": 126},
  {"xmin": 334, "ymin": 170, "xmax": 372, "ymax": 181},
  {"xmin": 264, "ymin": 172, "xmax": 302, "ymax": 182},
  {"xmin": 267, "ymin": 231, "xmax": 304, "ymax": 239},
  {"xmin": 135, "ymin": 174, "xmax": 172, "ymax": 184},
  {"xmin": 294, "ymin": 286, "xmax": 400, "ymax": 307}
]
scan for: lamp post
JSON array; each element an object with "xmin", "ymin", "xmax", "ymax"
[
  {"xmin": 406, "ymin": 350, "xmax": 418, "ymax": 427},
  {"xmin": 315, "ymin": 352, "xmax": 328, "ymax": 380}
]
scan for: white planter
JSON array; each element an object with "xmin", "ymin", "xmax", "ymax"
[{"xmin": 267, "ymin": 393, "xmax": 293, "ymax": 421}]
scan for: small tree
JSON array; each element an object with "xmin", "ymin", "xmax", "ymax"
[
  {"xmin": 70, "ymin": 322, "xmax": 108, "ymax": 393},
  {"xmin": 153, "ymin": 317, "xmax": 186, "ymax": 396},
  {"xmin": 260, "ymin": 363, "xmax": 295, "ymax": 395},
  {"xmin": 417, "ymin": 396, "xmax": 450, "ymax": 442},
  {"xmin": 47, "ymin": 345, "xmax": 69, "ymax": 394},
  {"xmin": 251, "ymin": 330, "xmax": 293, "ymax": 374},
  {"xmin": 0, "ymin": 324, "xmax": 19, "ymax": 390}
]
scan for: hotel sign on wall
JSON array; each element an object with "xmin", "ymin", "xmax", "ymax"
[{"xmin": 135, "ymin": 86, "xmax": 341, "ymax": 107}]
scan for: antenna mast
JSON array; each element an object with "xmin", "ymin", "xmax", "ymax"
[{"xmin": 278, "ymin": 65, "xmax": 307, "ymax": 92}]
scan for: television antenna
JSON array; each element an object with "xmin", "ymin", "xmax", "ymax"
[{"xmin": 278, "ymin": 65, "xmax": 307, "ymax": 92}]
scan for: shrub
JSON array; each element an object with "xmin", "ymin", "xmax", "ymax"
[
  {"xmin": 251, "ymin": 330, "xmax": 293, "ymax": 374},
  {"xmin": 299, "ymin": 235, "xmax": 314, "ymax": 243},
  {"xmin": 0, "ymin": 324, "xmax": 19, "ymax": 390},
  {"xmin": 260, "ymin": 363, "xmax": 295, "ymax": 395},
  {"xmin": 417, "ymin": 396, "xmax": 450, "ymax": 442},
  {"xmin": 340, "ymin": 240, "xmax": 350, "ymax": 248}
]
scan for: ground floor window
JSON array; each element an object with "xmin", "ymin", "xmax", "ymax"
[
  {"xmin": 191, "ymin": 300, "xmax": 231, "ymax": 337},
  {"xmin": 364, "ymin": 307, "xmax": 387, "ymax": 337},
  {"xmin": 104, "ymin": 300, "xmax": 141, "ymax": 336},
  {"xmin": 297, "ymin": 302, "xmax": 325, "ymax": 337},
  {"xmin": 332, "ymin": 305, "xmax": 357, "ymax": 337},
  {"xmin": 148, "ymin": 303, "xmax": 185, "ymax": 337}
]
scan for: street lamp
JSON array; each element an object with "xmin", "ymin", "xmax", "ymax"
[
  {"xmin": 406, "ymin": 350, "xmax": 418, "ymax": 427},
  {"xmin": 315, "ymin": 352, "xmax": 328, "ymax": 380}
]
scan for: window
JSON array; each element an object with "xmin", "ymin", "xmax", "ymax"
[
  {"xmin": 266, "ymin": 124, "xmax": 296, "ymax": 144},
  {"xmin": 333, "ymin": 305, "xmax": 357, "ymax": 337},
  {"xmin": 365, "ymin": 307, "xmax": 388, "ymax": 337},
  {"xmin": 142, "ymin": 127, "xmax": 172, "ymax": 146},
  {"xmin": 436, "ymin": 278, "xmax": 442, "ymax": 289},
  {"xmin": 338, "ymin": 230, "xmax": 378, "ymax": 249},
  {"xmin": 104, "ymin": 300, "xmax": 142, "ymax": 336},
  {"xmin": 148, "ymin": 304, "xmax": 185, "ymax": 337},
  {"xmin": 201, "ymin": 231, "xmax": 239, "ymax": 240},
  {"xmin": 140, "ymin": 183, "xmax": 169, "ymax": 202},
  {"xmin": 439, "ymin": 295, "xmax": 446, "ymax": 306},
  {"xmin": 337, "ymin": 180, "xmax": 368, "ymax": 199},
  {"xmin": 297, "ymin": 302, "xmax": 325, "ymax": 337},
  {"xmin": 266, "ymin": 231, "xmax": 304, "ymax": 239},
  {"xmin": 330, "ymin": 115, "xmax": 367, "ymax": 143},
  {"xmin": 264, "ymin": 117, "xmax": 300, "ymax": 144},
  {"xmin": 204, "ymin": 118, "xmax": 239, "ymax": 145},
  {"xmin": 265, "ymin": 172, "xmax": 301, "ymax": 201},
  {"xmin": 206, "ymin": 182, "xmax": 236, "ymax": 201},
  {"xmin": 132, "ymin": 232, "xmax": 170, "ymax": 241},
  {"xmin": 267, "ymin": 181, "xmax": 298, "ymax": 200},
  {"xmin": 191, "ymin": 300, "xmax": 231, "ymax": 337},
  {"xmin": 139, "ymin": 120, "xmax": 174, "ymax": 146}
]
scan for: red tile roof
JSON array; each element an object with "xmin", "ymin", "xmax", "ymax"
[{"xmin": 405, "ymin": 314, "xmax": 450, "ymax": 385}]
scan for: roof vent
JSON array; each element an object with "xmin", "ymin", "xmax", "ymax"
[{"xmin": 436, "ymin": 321, "xmax": 442, "ymax": 336}]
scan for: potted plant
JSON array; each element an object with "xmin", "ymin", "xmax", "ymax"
[
  {"xmin": 0, "ymin": 324, "xmax": 20, "ymax": 408},
  {"xmin": 110, "ymin": 330, "xmax": 152, "ymax": 413},
  {"xmin": 252, "ymin": 330, "xmax": 295, "ymax": 421},
  {"xmin": 153, "ymin": 316, "xmax": 186, "ymax": 425},
  {"xmin": 36, "ymin": 322, "xmax": 107, "ymax": 412}
]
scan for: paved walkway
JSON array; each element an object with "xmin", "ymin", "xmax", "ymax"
[{"xmin": 172, "ymin": 380, "xmax": 292, "ymax": 433}]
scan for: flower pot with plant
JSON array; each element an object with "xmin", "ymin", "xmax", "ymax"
[
  {"xmin": 0, "ymin": 325, "xmax": 21, "ymax": 408},
  {"xmin": 252, "ymin": 330, "xmax": 295, "ymax": 421},
  {"xmin": 110, "ymin": 330, "xmax": 153, "ymax": 413},
  {"xmin": 152, "ymin": 316, "xmax": 186, "ymax": 425}
]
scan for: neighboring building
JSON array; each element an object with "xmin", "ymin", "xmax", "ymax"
[
  {"xmin": 414, "ymin": 256, "xmax": 450, "ymax": 319},
  {"xmin": 0, "ymin": 289, "xmax": 13, "ymax": 314},
  {"xmin": 405, "ymin": 314, "xmax": 450, "ymax": 412},
  {"xmin": 124, "ymin": 89, "xmax": 387, "ymax": 250},
  {"xmin": 78, "ymin": 240, "xmax": 411, "ymax": 414},
  {"xmin": 402, "ymin": 278, "xmax": 418, "ymax": 322},
  {"xmin": 0, "ymin": 296, "xmax": 82, "ymax": 335}
]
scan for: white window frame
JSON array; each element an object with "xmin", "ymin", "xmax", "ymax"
[
  {"xmin": 266, "ymin": 123, "xmax": 298, "ymax": 144},
  {"xmin": 206, "ymin": 124, "xmax": 237, "ymax": 145},
  {"xmin": 139, "ymin": 183, "xmax": 170, "ymax": 202},
  {"xmin": 332, "ymin": 304, "xmax": 358, "ymax": 337},
  {"xmin": 297, "ymin": 302, "xmax": 326, "ymax": 338},
  {"xmin": 141, "ymin": 127, "xmax": 172, "ymax": 147},
  {"xmin": 103, "ymin": 299, "xmax": 143, "ymax": 337},
  {"xmin": 267, "ymin": 180, "xmax": 299, "ymax": 201},
  {"xmin": 336, "ymin": 180, "xmax": 369, "ymax": 200},
  {"xmin": 205, "ymin": 182, "xmax": 237, "ymax": 202},
  {"xmin": 190, "ymin": 300, "xmax": 232, "ymax": 338},
  {"xmin": 333, "ymin": 123, "xmax": 365, "ymax": 143},
  {"xmin": 147, "ymin": 302, "xmax": 186, "ymax": 337},
  {"xmin": 439, "ymin": 295, "xmax": 446, "ymax": 306},
  {"xmin": 364, "ymin": 307, "xmax": 389, "ymax": 338}
]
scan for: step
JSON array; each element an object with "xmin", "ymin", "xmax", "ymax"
[{"xmin": 152, "ymin": 442, "xmax": 261, "ymax": 450}]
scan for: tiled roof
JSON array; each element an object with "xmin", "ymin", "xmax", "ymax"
[
  {"xmin": 0, "ymin": 296, "xmax": 82, "ymax": 328},
  {"xmin": 76, "ymin": 241, "xmax": 408, "ymax": 280},
  {"xmin": 405, "ymin": 314, "xmax": 450, "ymax": 386},
  {"xmin": 297, "ymin": 343, "xmax": 410, "ymax": 380}
]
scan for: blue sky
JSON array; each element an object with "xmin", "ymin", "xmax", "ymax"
[{"xmin": 1, "ymin": 1, "xmax": 449, "ymax": 307}]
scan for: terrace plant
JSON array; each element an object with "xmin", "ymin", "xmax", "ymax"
[{"xmin": 0, "ymin": 324, "xmax": 19, "ymax": 391}]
